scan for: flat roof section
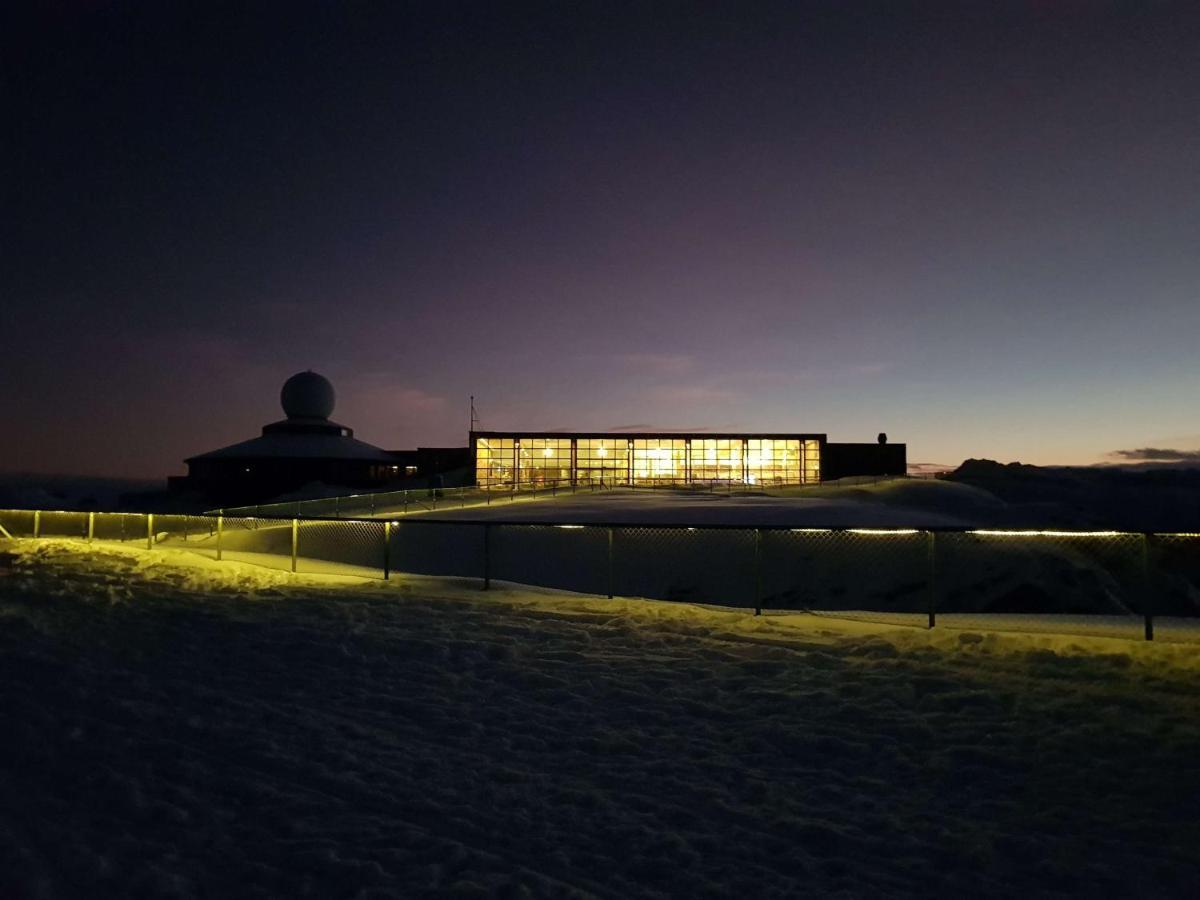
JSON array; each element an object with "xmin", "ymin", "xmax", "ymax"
[{"xmin": 471, "ymin": 431, "xmax": 828, "ymax": 441}]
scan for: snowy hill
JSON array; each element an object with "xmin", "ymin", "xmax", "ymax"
[
  {"xmin": 0, "ymin": 541, "xmax": 1198, "ymax": 897},
  {"xmin": 947, "ymin": 459, "xmax": 1200, "ymax": 530}
]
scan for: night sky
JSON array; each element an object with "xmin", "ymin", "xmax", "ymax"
[{"xmin": 6, "ymin": 2, "xmax": 1200, "ymax": 478}]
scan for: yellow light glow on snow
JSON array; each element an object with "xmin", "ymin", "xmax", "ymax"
[{"xmin": 969, "ymin": 530, "xmax": 1124, "ymax": 538}]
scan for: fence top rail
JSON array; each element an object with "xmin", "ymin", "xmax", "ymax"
[
  {"xmin": 208, "ymin": 477, "xmax": 590, "ymax": 517},
  {"xmin": 207, "ymin": 474, "xmax": 863, "ymax": 518},
  {"xmin": 4, "ymin": 508, "xmax": 1200, "ymax": 537}
]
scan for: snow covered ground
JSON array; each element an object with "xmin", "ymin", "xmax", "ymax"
[
  {"xmin": 1, "ymin": 540, "xmax": 1198, "ymax": 898},
  {"xmin": 382, "ymin": 470, "xmax": 1200, "ymax": 531},
  {"xmin": 406, "ymin": 482, "xmax": 991, "ymax": 527}
]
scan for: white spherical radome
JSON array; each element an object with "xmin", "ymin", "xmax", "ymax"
[{"xmin": 280, "ymin": 371, "xmax": 336, "ymax": 419}]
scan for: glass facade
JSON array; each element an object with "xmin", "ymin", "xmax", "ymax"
[
  {"xmin": 691, "ymin": 438, "xmax": 746, "ymax": 482},
  {"xmin": 475, "ymin": 436, "xmax": 517, "ymax": 485},
  {"xmin": 804, "ymin": 439, "xmax": 821, "ymax": 483},
  {"xmin": 576, "ymin": 438, "xmax": 630, "ymax": 486},
  {"xmin": 517, "ymin": 437, "xmax": 572, "ymax": 485},
  {"xmin": 632, "ymin": 438, "xmax": 688, "ymax": 485},
  {"xmin": 474, "ymin": 434, "xmax": 823, "ymax": 488}
]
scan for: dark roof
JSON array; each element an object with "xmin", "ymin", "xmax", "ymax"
[{"xmin": 186, "ymin": 432, "xmax": 399, "ymax": 463}]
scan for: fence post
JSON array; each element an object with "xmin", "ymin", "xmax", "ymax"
[
  {"xmin": 335, "ymin": 496, "xmax": 341, "ymax": 519},
  {"xmin": 146, "ymin": 514, "xmax": 154, "ymax": 550},
  {"xmin": 483, "ymin": 523, "xmax": 491, "ymax": 590},
  {"xmin": 607, "ymin": 526, "xmax": 614, "ymax": 599},
  {"xmin": 291, "ymin": 518, "xmax": 299, "ymax": 573},
  {"xmin": 1142, "ymin": 533, "xmax": 1153, "ymax": 642},
  {"xmin": 926, "ymin": 531, "xmax": 937, "ymax": 629},
  {"xmin": 87, "ymin": 512, "xmax": 95, "ymax": 544},
  {"xmin": 383, "ymin": 521, "xmax": 391, "ymax": 580},
  {"xmin": 216, "ymin": 515, "xmax": 224, "ymax": 561},
  {"xmin": 183, "ymin": 515, "xmax": 188, "ymax": 541},
  {"xmin": 370, "ymin": 494, "xmax": 376, "ymax": 517},
  {"xmin": 120, "ymin": 514, "xmax": 126, "ymax": 542},
  {"xmin": 33, "ymin": 510, "xmax": 40, "ymax": 539},
  {"xmin": 754, "ymin": 528, "xmax": 762, "ymax": 616}
]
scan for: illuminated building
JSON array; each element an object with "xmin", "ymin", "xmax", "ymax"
[
  {"xmin": 172, "ymin": 374, "xmax": 903, "ymax": 502},
  {"xmin": 471, "ymin": 431, "xmax": 906, "ymax": 487}
]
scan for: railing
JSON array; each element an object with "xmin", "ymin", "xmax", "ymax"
[
  {"xmin": 3, "ymin": 508, "xmax": 1199, "ymax": 644},
  {"xmin": 212, "ymin": 473, "xmax": 910, "ymax": 520},
  {"xmin": 211, "ymin": 477, "xmax": 606, "ymax": 520}
]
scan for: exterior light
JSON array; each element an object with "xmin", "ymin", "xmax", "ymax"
[
  {"xmin": 969, "ymin": 529, "xmax": 1124, "ymax": 537},
  {"xmin": 848, "ymin": 529, "xmax": 921, "ymax": 535}
]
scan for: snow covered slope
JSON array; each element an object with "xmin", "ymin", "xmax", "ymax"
[
  {"xmin": 413, "ymin": 482, "xmax": 1000, "ymax": 527},
  {"xmin": 408, "ymin": 472, "xmax": 1200, "ymax": 530},
  {"xmin": 1, "ymin": 541, "xmax": 1197, "ymax": 897}
]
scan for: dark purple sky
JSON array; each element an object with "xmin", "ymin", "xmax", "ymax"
[{"xmin": 5, "ymin": 2, "xmax": 1200, "ymax": 478}]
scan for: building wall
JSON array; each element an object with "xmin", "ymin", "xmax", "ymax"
[
  {"xmin": 821, "ymin": 442, "xmax": 908, "ymax": 481},
  {"xmin": 472, "ymin": 433, "xmax": 823, "ymax": 488},
  {"xmin": 184, "ymin": 457, "xmax": 399, "ymax": 504}
]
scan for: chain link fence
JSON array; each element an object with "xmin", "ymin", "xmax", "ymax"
[
  {"xmin": 212, "ymin": 478, "xmax": 616, "ymax": 520},
  {"xmin": 2, "ymin": 508, "xmax": 1198, "ymax": 643},
  {"xmin": 211, "ymin": 476, "xmax": 910, "ymax": 521}
]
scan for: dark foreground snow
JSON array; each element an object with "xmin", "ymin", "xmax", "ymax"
[{"xmin": 1, "ymin": 542, "xmax": 1198, "ymax": 898}]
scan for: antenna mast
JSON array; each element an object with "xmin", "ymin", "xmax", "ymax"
[{"xmin": 469, "ymin": 395, "xmax": 479, "ymax": 435}]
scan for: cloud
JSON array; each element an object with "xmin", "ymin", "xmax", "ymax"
[
  {"xmin": 116, "ymin": 329, "xmax": 254, "ymax": 371},
  {"xmin": 349, "ymin": 377, "xmax": 448, "ymax": 417},
  {"xmin": 616, "ymin": 353, "xmax": 696, "ymax": 376},
  {"xmin": 843, "ymin": 363, "xmax": 890, "ymax": 378},
  {"xmin": 390, "ymin": 387, "xmax": 447, "ymax": 414},
  {"xmin": 731, "ymin": 362, "xmax": 891, "ymax": 387},
  {"xmin": 1108, "ymin": 447, "xmax": 1200, "ymax": 463},
  {"xmin": 606, "ymin": 423, "xmax": 721, "ymax": 432},
  {"xmin": 650, "ymin": 385, "xmax": 738, "ymax": 405}
]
